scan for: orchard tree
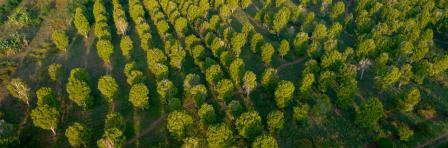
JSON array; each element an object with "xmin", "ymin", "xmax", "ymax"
[
  {"xmin": 174, "ymin": 17, "xmax": 188, "ymax": 36},
  {"xmin": 273, "ymin": 7, "xmax": 291, "ymax": 35},
  {"xmin": 229, "ymin": 58, "xmax": 245, "ymax": 85},
  {"xmin": 51, "ymin": 31, "xmax": 69, "ymax": 52},
  {"xmin": 274, "ymin": 80, "xmax": 295, "ymax": 109},
  {"xmin": 216, "ymin": 79, "xmax": 234, "ymax": 102},
  {"xmin": 252, "ymin": 134, "xmax": 278, "ymax": 148},
  {"xmin": 183, "ymin": 73, "xmax": 201, "ymax": 96},
  {"xmin": 267, "ymin": 110, "xmax": 284, "ymax": 133},
  {"xmin": 398, "ymin": 87, "xmax": 421, "ymax": 112},
  {"xmin": 157, "ymin": 79, "xmax": 178, "ymax": 104},
  {"xmin": 129, "ymin": 83, "xmax": 149, "ymax": 109},
  {"xmin": 31, "ymin": 105, "xmax": 60, "ymax": 135},
  {"xmin": 330, "ymin": 1, "xmax": 345, "ymax": 20},
  {"xmin": 96, "ymin": 40, "xmax": 114, "ymax": 65},
  {"xmin": 0, "ymin": 120, "xmax": 17, "ymax": 145},
  {"xmin": 356, "ymin": 39, "xmax": 376, "ymax": 58},
  {"xmin": 207, "ymin": 124, "xmax": 234, "ymax": 147},
  {"xmin": 98, "ymin": 75, "xmax": 119, "ymax": 104},
  {"xmin": 190, "ymin": 85, "xmax": 207, "ymax": 107},
  {"xmin": 251, "ymin": 33, "xmax": 264, "ymax": 53},
  {"xmin": 278, "ymin": 40, "xmax": 289, "ymax": 59},
  {"xmin": 241, "ymin": 0, "xmax": 252, "ymax": 9},
  {"xmin": 355, "ymin": 97, "xmax": 384, "ymax": 130},
  {"xmin": 293, "ymin": 32, "xmax": 309, "ymax": 55},
  {"xmin": 105, "ymin": 112, "xmax": 126, "ymax": 130},
  {"xmin": 293, "ymin": 104, "xmax": 309, "ymax": 123},
  {"xmin": 182, "ymin": 137, "xmax": 202, "ymax": 148},
  {"xmin": 231, "ymin": 33, "xmax": 246, "ymax": 57},
  {"xmin": 235, "ymin": 111, "xmax": 263, "ymax": 139},
  {"xmin": 299, "ymin": 73, "xmax": 315, "ymax": 95},
  {"xmin": 311, "ymin": 23, "xmax": 327, "ymax": 41},
  {"xmin": 74, "ymin": 7, "xmax": 90, "ymax": 38},
  {"xmin": 112, "ymin": 0, "xmax": 128, "ymax": 35},
  {"xmin": 66, "ymin": 68, "xmax": 92, "ymax": 109},
  {"xmin": 120, "ymin": 36, "xmax": 133, "ymax": 59},
  {"xmin": 261, "ymin": 43, "xmax": 275, "ymax": 65},
  {"xmin": 97, "ymin": 128, "xmax": 125, "ymax": 148},
  {"xmin": 261, "ymin": 68, "xmax": 278, "ymax": 89},
  {"xmin": 7, "ymin": 78, "xmax": 30, "ymax": 106},
  {"xmin": 206, "ymin": 65, "xmax": 224, "ymax": 85},
  {"xmin": 318, "ymin": 70, "xmax": 336, "ymax": 93},
  {"xmin": 48, "ymin": 63, "xmax": 63, "ymax": 82},
  {"xmin": 242, "ymin": 71, "xmax": 257, "ymax": 96},
  {"xmin": 65, "ymin": 122, "xmax": 91, "ymax": 147},
  {"xmin": 167, "ymin": 111, "xmax": 193, "ymax": 138},
  {"xmin": 377, "ymin": 66, "xmax": 401, "ymax": 90},
  {"xmin": 198, "ymin": 103, "xmax": 216, "ymax": 125},
  {"xmin": 36, "ymin": 87, "xmax": 58, "ymax": 107}
]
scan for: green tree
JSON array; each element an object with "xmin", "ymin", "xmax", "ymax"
[
  {"xmin": 66, "ymin": 68, "xmax": 92, "ymax": 109},
  {"xmin": 157, "ymin": 79, "xmax": 177, "ymax": 104},
  {"xmin": 398, "ymin": 87, "xmax": 421, "ymax": 112},
  {"xmin": 120, "ymin": 36, "xmax": 133, "ymax": 59},
  {"xmin": 241, "ymin": 0, "xmax": 252, "ymax": 9},
  {"xmin": 167, "ymin": 111, "xmax": 193, "ymax": 138},
  {"xmin": 183, "ymin": 73, "xmax": 201, "ymax": 96},
  {"xmin": 105, "ymin": 112, "xmax": 126, "ymax": 130},
  {"xmin": 242, "ymin": 71, "xmax": 257, "ymax": 96},
  {"xmin": 231, "ymin": 33, "xmax": 246, "ymax": 57},
  {"xmin": 206, "ymin": 65, "xmax": 223, "ymax": 85},
  {"xmin": 190, "ymin": 85, "xmax": 208, "ymax": 107},
  {"xmin": 377, "ymin": 66, "xmax": 401, "ymax": 90},
  {"xmin": 261, "ymin": 43, "xmax": 275, "ymax": 65},
  {"xmin": 274, "ymin": 80, "xmax": 295, "ymax": 109},
  {"xmin": 261, "ymin": 68, "xmax": 278, "ymax": 89},
  {"xmin": 98, "ymin": 75, "xmax": 119, "ymax": 104},
  {"xmin": 97, "ymin": 128, "xmax": 125, "ymax": 148},
  {"xmin": 273, "ymin": 7, "xmax": 290, "ymax": 35},
  {"xmin": 355, "ymin": 97, "xmax": 384, "ymax": 130},
  {"xmin": 216, "ymin": 79, "xmax": 234, "ymax": 102},
  {"xmin": 396, "ymin": 123, "xmax": 414, "ymax": 141},
  {"xmin": 51, "ymin": 31, "xmax": 69, "ymax": 52},
  {"xmin": 96, "ymin": 40, "xmax": 114, "ymax": 65},
  {"xmin": 48, "ymin": 63, "xmax": 63, "ymax": 82},
  {"xmin": 74, "ymin": 7, "xmax": 90, "ymax": 38},
  {"xmin": 31, "ymin": 105, "xmax": 59, "ymax": 135},
  {"xmin": 235, "ymin": 111, "xmax": 263, "ymax": 139},
  {"xmin": 278, "ymin": 40, "xmax": 289, "ymax": 59},
  {"xmin": 229, "ymin": 58, "xmax": 245, "ymax": 85},
  {"xmin": 198, "ymin": 103, "xmax": 216, "ymax": 125},
  {"xmin": 293, "ymin": 32, "xmax": 309, "ymax": 55},
  {"xmin": 65, "ymin": 122, "xmax": 91, "ymax": 147},
  {"xmin": 252, "ymin": 134, "xmax": 278, "ymax": 148},
  {"xmin": 228, "ymin": 0, "xmax": 239, "ymax": 13},
  {"xmin": 293, "ymin": 104, "xmax": 309, "ymax": 123},
  {"xmin": 0, "ymin": 120, "xmax": 18, "ymax": 145},
  {"xmin": 251, "ymin": 33, "xmax": 264, "ymax": 53},
  {"xmin": 36, "ymin": 87, "xmax": 58, "ymax": 107},
  {"xmin": 267, "ymin": 110, "xmax": 284, "ymax": 133},
  {"xmin": 174, "ymin": 17, "xmax": 188, "ymax": 36},
  {"xmin": 356, "ymin": 39, "xmax": 376, "ymax": 58},
  {"xmin": 330, "ymin": 1, "xmax": 345, "ymax": 20},
  {"xmin": 207, "ymin": 123, "xmax": 234, "ymax": 147},
  {"xmin": 129, "ymin": 83, "xmax": 149, "ymax": 109},
  {"xmin": 7, "ymin": 78, "xmax": 30, "ymax": 106},
  {"xmin": 299, "ymin": 73, "xmax": 315, "ymax": 95}
]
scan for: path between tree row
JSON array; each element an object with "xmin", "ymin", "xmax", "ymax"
[{"xmin": 417, "ymin": 132, "xmax": 448, "ymax": 148}]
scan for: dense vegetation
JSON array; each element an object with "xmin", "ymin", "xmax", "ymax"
[{"xmin": 0, "ymin": 0, "xmax": 448, "ymax": 147}]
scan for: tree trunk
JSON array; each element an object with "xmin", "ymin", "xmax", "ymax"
[
  {"xmin": 50, "ymin": 128, "xmax": 56, "ymax": 135},
  {"xmin": 360, "ymin": 69, "xmax": 365, "ymax": 80}
]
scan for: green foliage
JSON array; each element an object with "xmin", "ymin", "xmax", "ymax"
[
  {"xmin": 129, "ymin": 83, "xmax": 149, "ymax": 109},
  {"xmin": 0, "ymin": 119, "xmax": 18, "ymax": 145},
  {"xmin": 97, "ymin": 128, "xmax": 125, "ymax": 148},
  {"xmin": 299, "ymin": 73, "xmax": 315, "ymax": 95},
  {"xmin": 98, "ymin": 75, "xmax": 119, "ymax": 103},
  {"xmin": 293, "ymin": 32, "xmax": 309, "ymax": 55},
  {"xmin": 51, "ymin": 31, "xmax": 69, "ymax": 52},
  {"xmin": 74, "ymin": 7, "xmax": 90, "ymax": 38},
  {"xmin": 395, "ymin": 123, "xmax": 413, "ymax": 141},
  {"xmin": 157, "ymin": 79, "xmax": 177, "ymax": 104},
  {"xmin": 293, "ymin": 104, "xmax": 309, "ymax": 123},
  {"xmin": 65, "ymin": 122, "xmax": 91, "ymax": 147},
  {"xmin": 207, "ymin": 123, "xmax": 234, "ymax": 147},
  {"xmin": 190, "ymin": 84, "xmax": 207, "ymax": 107},
  {"xmin": 174, "ymin": 17, "xmax": 188, "ymax": 36},
  {"xmin": 66, "ymin": 68, "xmax": 92, "ymax": 108},
  {"xmin": 216, "ymin": 79, "xmax": 234, "ymax": 102},
  {"xmin": 273, "ymin": 7, "xmax": 290, "ymax": 34},
  {"xmin": 330, "ymin": 1, "xmax": 345, "ymax": 20},
  {"xmin": 398, "ymin": 87, "xmax": 421, "ymax": 112},
  {"xmin": 31, "ymin": 105, "xmax": 59, "ymax": 134},
  {"xmin": 7, "ymin": 78, "xmax": 30, "ymax": 105},
  {"xmin": 231, "ymin": 33, "xmax": 246, "ymax": 57},
  {"xmin": 274, "ymin": 80, "xmax": 295, "ymax": 109},
  {"xmin": 355, "ymin": 97, "xmax": 384, "ymax": 130},
  {"xmin": 229, "ymin": 58, "xmax": 245, "ymax": 85},
  {"xmin": 167, "ymin": 111, "xmax": 193, "ymax": 138},
  {"xmin": 235, "ymin": 111, "xmax": 263, "ymax": 139},
  {"xmin": 206, "ymin": 65, "xmax": 223, "ymax": 85},
  {"xmin": 36, "ymin": 87, "xmax": 58, "ymax": 107},
  {"xmin": 241, "ymin": 0, "xmax": 252, "ymax": 9},
  {"xmin": 261, "ymin": 43, "xmax": 275, "ymax": 65},
  {"xmin": 96, "ymin": 40, "xmax": 114, "ymax": 65},
  {"xmin": 198, "ymin": 103, "xmax": 216, "ymax": 125},
  {"xmin": 105, "ymin": 112, "xmax": 126, "ymax": 130},
  {"xmin": 252, "ymin": 134, "xmax": 278, "ymax": 148},
  {"xmin": 261, "ymin": 68, "xmax": 278, "ymax": 89},
  {"xmin": 242, "ymin": 71, "xmax": 257, "ymax": 96},
  {"xmin": 48, "ymin": 63, "xmax": 63, "ymax": 82},
  {"xmin": 267, "ymin": 110, "xmax": 284, "ymax": 133},
  {"xmin": 250, "ymin": 33, "xmax": 264, "ymax": 53},
  {"xmin": 278, "ymin": 40, "xmax": 289, "ymax": 59},
  {"xmin": 120, "ymin": 36, "xmax": 133, "ymax": 59}
]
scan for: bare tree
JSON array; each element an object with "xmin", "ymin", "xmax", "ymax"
[{"xmin": 358, "ymin": 58, "xmax": 372, "ymax": 80}]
